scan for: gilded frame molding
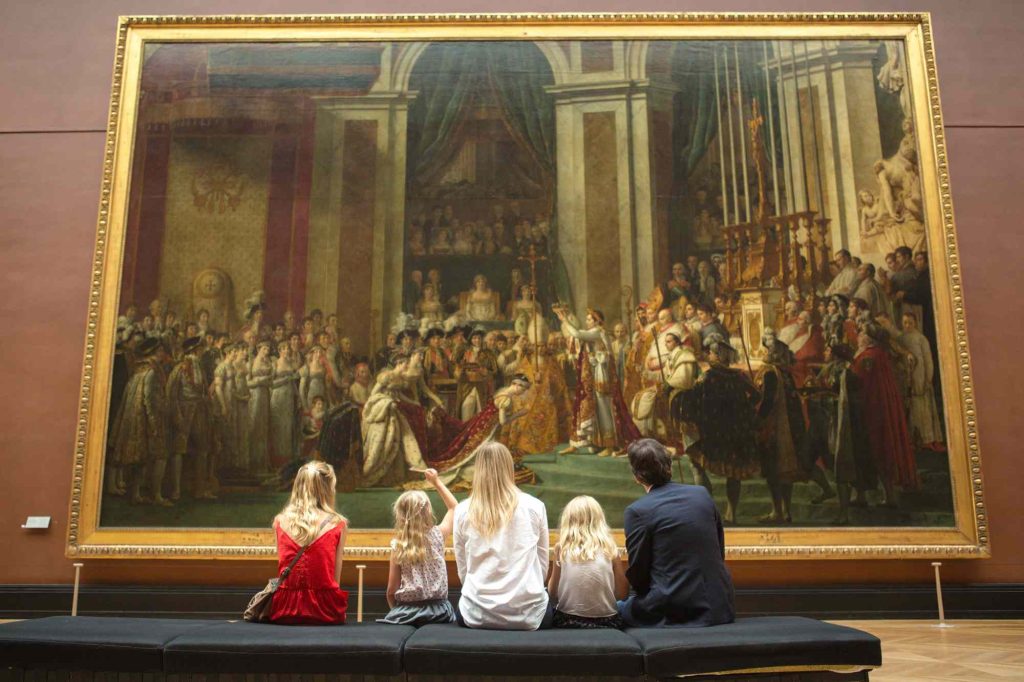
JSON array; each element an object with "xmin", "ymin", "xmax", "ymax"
[{"xmin": 67, "ymin": 12, "xmax": 988, "ymax": 561}]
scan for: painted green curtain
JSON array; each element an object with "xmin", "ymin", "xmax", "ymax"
[
  {"xmin": 669, "ymin": 41, "xmax": 781, "ymax": 257},
  {"xmin": 407, "ymin": 41, "xmax": 573, "ymax": 307},
  {"xmin": 407, "ymin": 42, "xmax": 555, "ymax": 187},
  {"xmin": 672, "ymin": 41, "xmax": 778, "ymax": 189}
]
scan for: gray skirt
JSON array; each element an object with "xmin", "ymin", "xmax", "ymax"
[{"xmin": 378, "ymin": 598, "xmax": 456, "ymax": 626}]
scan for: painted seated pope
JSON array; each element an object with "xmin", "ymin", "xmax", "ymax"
[{"xmin": 460, "ymin": 274, "xmax": 503, "ymax": 322}]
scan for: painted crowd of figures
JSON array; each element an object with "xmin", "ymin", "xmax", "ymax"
[{"xmin": 106, "ymin": 240, "xmax": 944, "ymax": 526}]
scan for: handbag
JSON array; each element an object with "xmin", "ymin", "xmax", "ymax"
[{"xmin": 243, "ymin": 517, "xmax": 331, "ymax": 622}]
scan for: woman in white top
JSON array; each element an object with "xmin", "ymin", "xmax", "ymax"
[
  {"xmin": 453, "ymin": 441, "xmax": 551, "ymax": 629},
  {"xmin": 547, "ymin": 495, "xmax": 629, "ymax": 628}
]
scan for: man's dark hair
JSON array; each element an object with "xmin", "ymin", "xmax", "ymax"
[
  {"xmin": 895, "ymin": 246, "xmax": 913, "ymax": 260},
  {"xmin": 627, "ymin": 438, "xmax": 672, "ymax": 487}
]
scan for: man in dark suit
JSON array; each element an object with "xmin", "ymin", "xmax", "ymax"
[{"xmin": 618, "ymin": 438, "xmax": 736, "ymax": 627}]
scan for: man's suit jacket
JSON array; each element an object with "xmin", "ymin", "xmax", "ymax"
[{"xmin": 623, "ymin": 482, "xmax": 735, "ymax": 626}]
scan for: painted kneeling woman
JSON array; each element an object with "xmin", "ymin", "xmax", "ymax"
[
  {"xmin": 428, "ymin": 374, "xmax": 535, "ymax": 489},
  {"xmin": 360, "ymin": 368, "xmax": 431, "ymax": 487}
]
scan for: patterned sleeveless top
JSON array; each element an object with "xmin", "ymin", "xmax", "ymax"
[{"xmin": 394, "ymin": 526, "xmax": 448, "ymax": 603}]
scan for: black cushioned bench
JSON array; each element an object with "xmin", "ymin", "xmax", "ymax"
[
  {"xmin": 0, "ymin": 616, "xmax": 217, "ymax": 672},
  {"xmin": 164, "ymin": 621, "xmax": 415, "ymax": 675},
  {"xmin": 403, "ymin": 623, "xmax": 645, "ymax": 679},
  {"xmin": 0, "ymin": 616, "xmax": 880, "ymax": 682}
]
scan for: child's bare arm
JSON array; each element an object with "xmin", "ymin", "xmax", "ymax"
[
  {"xmin": 437, "ymin": 508, "xmax": 455, "ymax": 538},
  {"xmin": 547, "ymin": 543, "xmax": 561, "ymax": 599},
  {"xmin": 385, "ymin": 556, "xmax": 400, "ymax": 609},
  {"xmin": 613, "ymin": 551, "xmax": 630, "ymax": 600},
  {"xmin": 424, "ymin": 469, "xmax": 458, "ymax": 511}
]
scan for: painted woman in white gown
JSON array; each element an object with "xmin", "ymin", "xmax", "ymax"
[
  {"xmin": 360, "ymin": 368, "xmax": 430, "ymax": 487},
  {"xmin": 247, "ymin": 342, "xmax": 273, "ymax": 476},
  {"xmin": 269, "ymin": 342, "xmax": 301, "ymax": 466},
  {"xmin": 416, "ymin": 283, "xmax": 445, "ymax": 332},
  {"xmin": 463, "ymin": 274, "xmax": 501, "ymax": 322},
  {"xmin": 508, "ymin": 284, "xmax": 543, "ymax": 337}
]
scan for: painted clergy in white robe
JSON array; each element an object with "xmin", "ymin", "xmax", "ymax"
[
  {"xmin": 360, "ymin": 368, "xmax": 429, "ymax": 487},
  {"xmin": 643, "ymin": 308, "xmax": 686, "ymax": 384},
  {"xmin": 631, "ymin": 332, "xmax": 699, "ymax": 440},
  {"xmin": 825, "ymin": 249, "xmax": 860, "ymax": 297},
  {"xmin": 899, "ymin": 312, "xmax": 944, "ymax": 448},
  {"xmin": 852, "ymin": 262, "xmax": 892, "ymax": 318}
]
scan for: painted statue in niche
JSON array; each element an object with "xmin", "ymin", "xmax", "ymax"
[{"xmin": 100, "ymin": 36, "xmax": 954, "ymax": 537}]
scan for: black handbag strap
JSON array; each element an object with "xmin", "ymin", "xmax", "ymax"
[{"xmin": 279, "ymin": 517, "xmax": 332, "ymax": 585}]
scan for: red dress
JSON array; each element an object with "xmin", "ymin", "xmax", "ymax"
[{"xmin": 269, "ymin": 522, "xmax": 349, "ymax": 624}]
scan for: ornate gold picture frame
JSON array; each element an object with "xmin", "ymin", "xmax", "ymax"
[{"xmin": 67, "ymin": 13, "xmax": 987, "ymax": 560}]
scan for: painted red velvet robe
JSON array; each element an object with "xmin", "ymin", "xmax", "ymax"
[
  {"xmin": 394, "ymin": 401, "xmax": 463, "ymax": 466},
  {"xmin": 852, "ymin": 345, "xmax": 918, "ymax": 490},
  {"xmin": 791, "ymin": 326, "xmax": 825, "ymax": 387},
  {"xmin": 571, "ymin": 345, "xmax": 642, "ymax": 448}
]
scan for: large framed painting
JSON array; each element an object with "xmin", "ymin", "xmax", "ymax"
[{"xmin": 67, "ymin": 13, "xmax": 988, "ymax": 560}]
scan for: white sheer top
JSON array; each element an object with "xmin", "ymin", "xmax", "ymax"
[{"xmin": 453, "ymin": 491, "xmax": 549, "ymax": 630}]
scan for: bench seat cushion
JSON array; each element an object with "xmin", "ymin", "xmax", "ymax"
[
  {"xmin": 403, "ymin": 623, "xmax": 644, "ymax": 677},
  {"xmin": 628, "ymin": 616, "xmax": 881, "ymax": 677},
  {"xmin": 0, "ymin": 616, "xmax": 218, "ymax": 671},
  {"xmin": 163, "ymin": 621, "xmax": 415, "ymax": 674}
]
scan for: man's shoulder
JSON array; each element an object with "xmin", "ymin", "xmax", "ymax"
[{"xmin": 652, "ymin": 482, "xmax": 714, "ymax": 507}]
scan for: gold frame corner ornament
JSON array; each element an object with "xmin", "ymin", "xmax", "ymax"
[{"xmin": 67, "ymin": 12, "xmax": 988, "ymax": 561}]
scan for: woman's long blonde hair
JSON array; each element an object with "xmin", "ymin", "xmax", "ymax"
[
  {"xmin": 558, "ymin": 495, "xmax": 617, "ymax": 563},
  {"xmin": 467, "ymin": 441, "xmax": 519, "ymax": 537},
  {"xmin": 391, "ymin": 490, "xmax": 435, "ymax": 566},
  {"xmin": 277, "ymin": 461, "xmax": 345, "ymax": 545}
]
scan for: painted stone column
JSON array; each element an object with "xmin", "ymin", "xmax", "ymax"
[
  {"xmin": 775, "ymin": 41, "xmax": 883, "ymax": 256},
  {"xmin": 308, "ymin": 92, "xmax": 414, "ymax": 354},
  {"xmin": 547, "ymin": 76, "xmax": 671, "ymax": 325}
]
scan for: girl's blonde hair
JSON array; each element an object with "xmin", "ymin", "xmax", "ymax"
[
  {"xmin": 558, "ymin": 495, "xmax": 617, "ymax": 563},
  {"xmin": 391, "ymin": 490, "xmax": 436, "ymax": 566},
  {"xmin": 278, "ymin": 461, "xmax": 345, "ymax": 545},
  {"xmin": 467, "ymin": 441, "xmax": 519, "ymax": 537}
]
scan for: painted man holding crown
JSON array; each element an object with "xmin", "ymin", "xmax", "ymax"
[{"xmin": 553, "ymin": 305, "xmax": 641, "ymax": 457}]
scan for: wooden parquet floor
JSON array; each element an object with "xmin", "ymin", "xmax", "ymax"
[{"xmin": 833, "ymin": 620, "xmax": 1024, "ymax": 681}]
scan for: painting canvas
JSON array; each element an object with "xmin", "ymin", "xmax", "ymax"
[{"xmin": 68, "ymin": 15, "xmax": 986, "ymax": 559}]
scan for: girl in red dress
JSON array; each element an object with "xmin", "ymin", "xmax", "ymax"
[{"xmin": 269, "ymin": 461, "xmax": 349, "ymax": 624}]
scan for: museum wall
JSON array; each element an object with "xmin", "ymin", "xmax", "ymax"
[{"xmin": 1, "ymin": 0, "xmax": 1022, "ymax": 592}]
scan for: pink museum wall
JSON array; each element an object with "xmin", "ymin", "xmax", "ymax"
[{"xmin": 1, "ymin": 0, "xmax": 1022, "ymax": 589}]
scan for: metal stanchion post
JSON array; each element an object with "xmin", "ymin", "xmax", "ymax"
[
  {"xmin": 356, "ymin": 564, "xmax": 366, "ymax": 623},
  {"xmin": 71, "ymin": 563, "xmax": 83, "ymax": 616},
  {"xmin": 932, "ymin": 561, "xmax": 953, "ymax": 628}
]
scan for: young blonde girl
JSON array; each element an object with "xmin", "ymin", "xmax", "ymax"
[
  {"xmin": 268, "ymin": 461, "xmax": 349, "ymax": 624},
  {"xmin": 380, "ymin": 468, "xmax": 458, "ymax": 625},
  {"xmin": 548, "ymin": 495, "xmax": 629, "ymax": 629}
]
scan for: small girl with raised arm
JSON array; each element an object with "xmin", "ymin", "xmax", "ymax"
[
  {"xmin": 380, "ymin": 468, "xmax": 458, "ymax": 625},
  {"xmin": 548, "ymin": 495, "xmax": 629, "ymax": 629}
]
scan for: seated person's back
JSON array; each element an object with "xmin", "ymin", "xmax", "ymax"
[
  {"xmin": 270, "ymin": 461, "xmax": 349, "ymax": 625},
  {"xmin": 618, "ymin": 438, "xmax": 735, "ymax": 627},
  {"xmin": 453, "ymin": 442, "xmax": 550, "ymax": 630}
]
